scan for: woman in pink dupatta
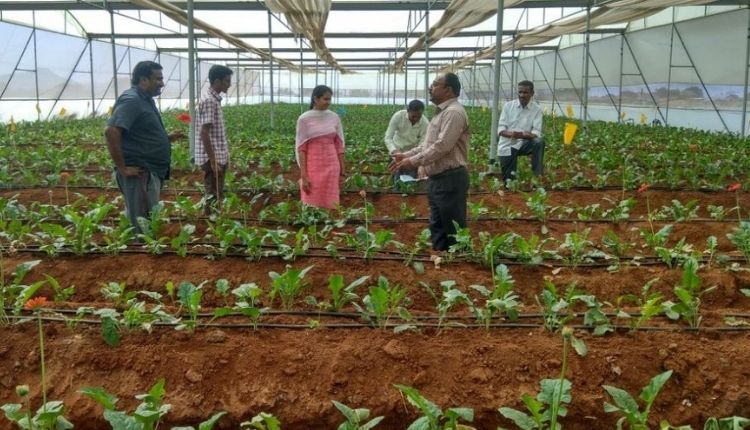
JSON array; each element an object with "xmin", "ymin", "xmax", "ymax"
[{"xmin": 295, "ymin": 85, "xmax": 346, "ymax": 209}]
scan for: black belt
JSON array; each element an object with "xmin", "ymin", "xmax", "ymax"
[{"xmin": 429, "ymin": 165, "xmax": 466, "ymax": 180}]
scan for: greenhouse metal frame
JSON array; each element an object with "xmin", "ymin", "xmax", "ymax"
[{"xmin": 0, "ymin": 0, "xmax": 747, "ymax": 141}]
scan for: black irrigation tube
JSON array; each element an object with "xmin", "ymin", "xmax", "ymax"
[
  {"xmin": 2, "ymin": 213, "xmax": 746, "ymax": 226},
  {"xmin": 10, "ymin": 307, "xmax": 750, "ymax": 321},
  {"xmin": 3, "ymin": 184, "xmax": 743, "ymax": 195},
  {"xmin": 5, "ymin": 244, "xmax": 748, "ymax": 267},
  {"xmin": 4, "ymin": 315, "xmax": 750, "ymax": 332}
]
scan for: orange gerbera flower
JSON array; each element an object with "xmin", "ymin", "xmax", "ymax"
[
  {"xmin": 688, "ymin": 144, "xmax": 697, "ymax": 152},
  {"xmin": 727, "ymin": 183, "xmax": 742, "ymax": 192},
  {"xmin": 24, "ymin": 296, "xmax": 48, "ymax": 311},
  {"xmin": 637, "ymin": 183, "xmax": 650, "ymax": 193},
  {"xmin": 175, "ymin": 113, "xmax": 192, "ymax": 124}
]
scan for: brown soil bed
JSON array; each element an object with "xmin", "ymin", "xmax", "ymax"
[{"xmin": 1, "ymin": 187, "xmax": 750, "ymax": 429}]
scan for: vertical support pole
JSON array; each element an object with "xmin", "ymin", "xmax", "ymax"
[
  {"xmin": 267, "ymin": 11, "xmax": 275, "ymax": 130},
  {"xmin": 742, "ymin": 8, "xmax": 750, "ymax": 137},
  {"xmin": 490, "ymin": 0, "xmax": 504, "ymax": 163},
  {"xmin": 424, "ymin": 4, "xmax": 430, "ymax": 102},
  {"xmin": 106, "ymin": 2, "xmax": 118, "ymax": 100},
  {"xmin": 88, "ymin": 37, "xmax": 96, "ymax": 117},
  {"xmin": 618, "ymin": 34, "xmax": 624, "ymax": 122},
  {"xmin": 236, "ymin": 52, "xmax": 240, "ymax": 105},
  {"xmin": 666, "ymin": 9, "xmax": 676, "ymax": 126},
  {"xmin": 582, "ymin": 5, "xmax": 591, "ymax": 128},
  {"xmin": 32, "ymin": 14, "xmax": 40, "ymax": 121},
  {"xmin": 187, "ymin": 0, "xmax": 196, "ymax": 161},
  {"xmin": 387, "ymin": 64, "xmax": 391, "ymax": 105},
  {"xmin": 299, "ymin": 37, "xmax": 304, "ymax": 111}
]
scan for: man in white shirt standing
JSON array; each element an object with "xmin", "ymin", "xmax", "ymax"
[
  {"xmin": 494, "ymin": 80, "xmax": 545, "ymax": 185},
  {"xmin": 385, "ymin": 100, "xmax": 429, "ymax": 184}
]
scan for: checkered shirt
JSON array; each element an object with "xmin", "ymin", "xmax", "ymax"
[{"xmin": 195, "ymin": 87, "xmax": 228, "ymax": 165}]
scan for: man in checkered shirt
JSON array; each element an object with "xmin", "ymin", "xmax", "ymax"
[{"xmin": 196, "ymin": 65, "xmax": 233, "ymax": 215}]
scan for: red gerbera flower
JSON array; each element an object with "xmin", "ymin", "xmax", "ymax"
[
  {"xmin": 175, "ymin": 113, "xmax": 192, "ymax": 124},
  {"xmin": 637, "ymin": 183, "xmax": 650, "ymax": 193},
  {"xmin": 727, "ymin": 183, "xmax": 742, "ymax": 192},
  {"xmin": 24, "ymin": 296, "xmax": 48, "ymax": 311}
]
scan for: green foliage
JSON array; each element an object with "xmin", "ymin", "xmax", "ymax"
[
  {"xmin": 603, "ymin": 370, "xmax": 673, "ymax": 430},
  {"xmin": 269, "ymin": 265, "xmax": 314, "ymax": 310},
  {"xmin": 498, "ymin": 379, "xmax": 572, "ymax": 430},
  {"xmin": 355, "ymin": 276, "xmax": 411, "ymax": 330},
  {"xmin": 662, "ymin": 258, "xmax": 716, "ymax": 327},
  {"xmin": 394, "ymin": 384, "xmax": 473, "ymax": 430},
  {"xmin": 332, "ymin": 400, "xmax": 384, "ymax": 430}
]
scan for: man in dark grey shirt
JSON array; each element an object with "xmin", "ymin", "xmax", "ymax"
[{"xmin": 105, "ymin": 61, "xmax": 185, "ymax": 234}]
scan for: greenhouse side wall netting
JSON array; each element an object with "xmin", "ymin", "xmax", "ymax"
[{"xmin": 458, "ymin": 7, "xmax": 748, "ymax": 134}]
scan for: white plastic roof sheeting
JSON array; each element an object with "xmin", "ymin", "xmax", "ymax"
[
  {"xmin": 439, "ymin": 0, "xmax": 717, "ymax": 72},
  {"xmin": 266, "ymin": 0, "xmax": 352, "ymax": 73},
  {"xmin": 390, "ymin": 0, "xmax": 521, "ymax": 72},
  {"xmin": 130, "ymin": 0, "xmax": 303, "ymax": 71}
]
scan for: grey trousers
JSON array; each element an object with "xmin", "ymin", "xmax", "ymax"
[
  {"xmin": 500, "ymin": 137, "xmax": 546, "ymax": 184},
  {"xmin": 115, "ymin": 169, "xmax": 161, "ymax": 234}
]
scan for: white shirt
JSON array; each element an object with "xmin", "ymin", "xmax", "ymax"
[
  {"xmin": 497, "ymin": 99, "xmax": 543, "ymax": 157},
  {"xmin": 384, "ymin": 109, "xmax": 429, "ymax": 154}
]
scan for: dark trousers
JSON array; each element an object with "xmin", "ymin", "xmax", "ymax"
[
  {"xmin": 201, "ymin": 162, "xmax": 227, "ymax": 215},
  {"xmin": 427, "ymin": 166, "xmax": 469, "ymax": 251},
  {"xmin": 500, "ymin": 137, "xmax": 545, "ymax": 184}
]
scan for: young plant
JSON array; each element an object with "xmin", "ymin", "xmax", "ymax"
[
  {"xmin": 536, "ymin": 281, "xmax": 583, "ymax": 333},
  {"xmin": 430, "ymin": 280, "xmax": 473, "ymax": 330},
  {"xmin": 176, "ymin": 280, "xmax": 206, "ymax": 331},
  {"xmin": 2, "ymin": 384, "xmax": 73, "ymax": 430},
  {"xmin": 170, "ymin": 223, "xmax": 195, "ymax": 257},
  {"xmin": 499, "ymin": 328, "xmax": 575, "ymax": 430},
  {"xmin": 616, "ymin": 278, "xmax": 664, "ymax": 330},
  {"xmin": 394, "ymin": 384, "xmax": 474, "ymax": 430},
  {"xmin": 662, "ymin": 258, "xmax": 716, "ymax": 327},
  {"xmin": 240, "ymin": 412, "xmax": 281, "ymax": 429},
  {"xmin": 269, "ymin": 265, "xmax": 314, "ymax": 310},
  {"xmin": 327, "ymin": 274, "xmax": 369, "ymax": 312},
  {"xmin": 332, "ymin": 400, "xmax": 384, "ymax": 430},
  {"xmin": 355, "ymin": 276, "xmax": 411, "ymax": 330},
  {"xmin": 2, "ymin": 297, "xmax": 73, "ymax": 430},
  {"xmin": 469, "ymin": 264, "xmax": 521, "ymax": 329},
  {"xmin": 727, "ymin": 222, "xmax": 750, "ymax": 264},
  {"xmin": 42, "ymin": 274, "xmax": 75, "ymax": 302},
  {"xmin": 603, "ymin": 370, "xmax": 673, "ymax": 430},
  {"xmin": 81, "ymin": 378, "xmax": 174, "ymax": 430}
]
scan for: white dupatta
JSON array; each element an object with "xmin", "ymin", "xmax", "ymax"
[{"xmin": 295, "ymin": 109, "xmax": 345, "ymax": 165}]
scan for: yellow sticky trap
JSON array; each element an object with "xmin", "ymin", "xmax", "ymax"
[
  {"xmin": 640, "ymin": 113, "xmax": 647, "ymax": 124},
  {"xmin": 620, "ymin": 111, "xmax": 626, "ymax": 120},
  {"xmin": 563, "ymin": 122, "xmax": 578, "ymax": 145},
  {"xmin": 59, "ymin": 107, "xmax": 67, "ymax": 117},
  {"xmin": 565, "ymin": 104, "xmax": 574, "ymax": 118},
  {"xmin": 363, "ymin": 104, "xmax": 368, "ymax": 109},
  {"xmin": 107, "ymin": 106, "xmax": 114, "ymax": 116},
  {"xmin": 9, "ymin": 116, "xmax": 16, "ymax": 133},
  {"xmin": 543, "ymin": 107, "xmax": 549, "ymax": 115},
  {"xmin": 35, "ymin": 104, "xmax": 41, "ymax": 114}
]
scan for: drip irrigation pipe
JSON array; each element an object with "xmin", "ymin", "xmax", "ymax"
[
  {"xmin": 9, "ymin": 307, "xmax": 750, "ymax": 321},
  {"xmin": 4, "ymin": 315, "xmax": 750, "ymax": 332},
  {"xmin": 4, "ymin": 244, "xmax": 747, "ymax": 267},
  {"xmin": 2, "ymin": 213, "xmax": 745, "ymax": 226},
  {"xmin": 3, "ymin": 184, "xmax": 741, "ymax": 195}
]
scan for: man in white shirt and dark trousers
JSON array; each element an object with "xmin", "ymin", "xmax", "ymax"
[
  {"xmin": 494, "ymin": 80, "xmax": 545, "ymax": 185},
  {"xmin": 384, "ymin": 99, "xmax": 428, "ymax": 188}
]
